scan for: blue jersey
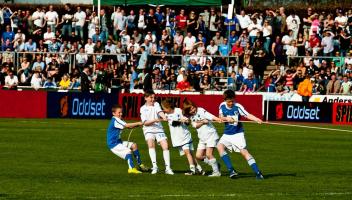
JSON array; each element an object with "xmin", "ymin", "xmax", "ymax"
[
  {"xmin": 106, "ymin": 117, "xmax": 127, "ymax": 149},
  {"xmin": 219, "ymin": 102, "xmax": 249, "ymax": 135}
]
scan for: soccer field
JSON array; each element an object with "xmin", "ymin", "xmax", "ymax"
[{"xmin": 0, "ymin": 119, "xmax": 351, "ymax": 199}]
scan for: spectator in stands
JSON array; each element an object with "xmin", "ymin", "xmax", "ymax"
[
  {"xmin": 45, "ymin": 5, "xmax": 59, "ymax": 33},
  {"xmin": 340, "ymin": 76, "xmax": 352, "ymax": 94},
  {"xmin": 241, "ymin": 72, "xmax": 257, "ymax": 93},
  {"xmin": 176, "ymin": 75, "xmax": 192, "ymax": 91},
  {"xmin": 30, "ymin": 70, "xmax": 43, "ymax": 89},
  {"xmin": 2, "ymin": 25, "xmax": 14, "ymax": 44},
  {"xmin": 42, "ymin": 77, "xmax": 56, "ymax": 88},
  {"xmin": 326, "ymin": 73, "xmax": 341, "ymax": 94},
  {"xmin": 4, "ymin": 70, "xmax": 18, "ymax": 89},
  {"xmin": 24, "ymin": 38, "xmax": 37, "ymax": 52}
]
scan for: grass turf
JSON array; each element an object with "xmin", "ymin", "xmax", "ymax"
[{"xmin": 0, "ymin": 118, "xmax": 351, "ymax": 199}]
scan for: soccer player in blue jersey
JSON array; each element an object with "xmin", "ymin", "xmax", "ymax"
[
  {"xmin": 218, "ymin": 89, "xmax": 264, "ymax": 179},
  {"xmin": 107, "ymin": 104, "xmax": 147, "ymax": 174}
]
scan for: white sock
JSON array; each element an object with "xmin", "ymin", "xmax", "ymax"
[
  {"xmin": 190, "ymin": 165, "xmax": 196, "ymax": 172},
  {"xmin": 163, "ymin": 150, "xmax": 171, "ymax": 170},
  {"xmin": 148, "ymin": 148, "xmax": 157, "ymax": 168},
  {"xmin": 196, "ymin": 164, "xmax": 203, "ymax": 172},
  {"xmin": 209, "ymin": 158, "xmax": 219, "ymax": 173}
]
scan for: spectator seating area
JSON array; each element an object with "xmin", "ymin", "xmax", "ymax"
[{"xmin": 0, "ymin": 4, "xmax": 352, "ymax": 94}]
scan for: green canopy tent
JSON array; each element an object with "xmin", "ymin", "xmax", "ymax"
[{"xmin": 93, "ymin": 0, "xmax": 222, "ymax": 6}]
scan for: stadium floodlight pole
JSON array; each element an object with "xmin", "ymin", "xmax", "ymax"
[{"xmin": 98, "ymin": 0, "xmax": 101, "ymax": 26}]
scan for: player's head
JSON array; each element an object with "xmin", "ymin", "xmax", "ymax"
[
  {"xmin": 144, "ymin": 90, "xmax": 155, "ymax": 104},
  {"xmin": 161, "ymin": 98, "xmax": 175, "ymax": 114},
  {"xmin": 223, "ymin": 89, "xmax": 235, "ymax": 108},
  {"xmin": 182, "ymin": 99, "xmax": 197, "ymax": 117},
  {"xmin": 112, "ymin": 104, "xmax": 123, "ymax": 118}
]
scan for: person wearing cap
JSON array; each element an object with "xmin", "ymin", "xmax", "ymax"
[
  {"xmin": 335, "ymin": 9, "xmax": 348, "ymax": 28},
  {"xmin": 297, "ymin": 75, "xmax": 313, "ymax": 102}
]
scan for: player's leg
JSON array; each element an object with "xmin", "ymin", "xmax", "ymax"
[
  {"xmin": 217, "ymin": 139, "xmax": 237, "ymax": 178},
  {"xmin": 206, "ymin": 147, "xmax": 221, "ymax": 176},
  {"xmin": 110, "ymin": 144, "xmax": 141, "ymax": 174},
  {"xmin": 146, "ymin": 135, "xmax": 158, "ymax": 174},
  {"xmin": 159, "ymin": 138, "xmax": 173, "ymax": 175},
  {"xmin": 240, "ymin": 149, "xmax": 264, "ymax": 180},
  {"xmin": 183, "ymin": 149, "xmax": 196, "ymax": 175},
  {"xmin": 130, "ymin": 142, "xmax": 149, "ymax": 172}
]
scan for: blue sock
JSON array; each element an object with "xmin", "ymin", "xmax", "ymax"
[
  {"xmin": 247, "ymin": 157, "xmax": 260, "ymax": 174},
  {"xmin": 221, "ymin": 152, "xmax": 234, "ymax": 172},
  {"xmin": 125, "ymin": 154, "xmax": 135, "ymax": 169},
  {"xmin": 133, "ymin": 150, "xmax": 142, "ymax": 165}
]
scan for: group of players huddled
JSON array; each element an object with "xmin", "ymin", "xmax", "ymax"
[{"xmin": 106, "ymin": 89, "xmax": 264, "ymax": 179}]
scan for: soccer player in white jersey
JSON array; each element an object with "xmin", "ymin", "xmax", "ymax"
[
  {"xmin": 182, "ymin": 99, "xmax": 222, "ymax": 177},
  {"xmin": 107, "ymin": 105, "xmax": 147, "ymax": 174},
  {"xmin": 140, "ymin": 90, "xmax": 174, "ymax": 175},
  {"xmin": 218, "ymin": 89, "xmax": 264, "ymax": 179},
  {"xmin": 161, "ymin": 98, "xmax": 203, "ymax": 175}
]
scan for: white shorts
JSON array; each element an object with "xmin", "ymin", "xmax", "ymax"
[
  {"xmin": 144, "ymin": 132, "xmax": 167, "ymax": 143},
  {"xmin": 177, "ymin": 142, "xmax": 194, "ymax": 156},
  {"xmin": 218, "ymin": 132, "xmax": 246, "ymax": 153},
  {"xmin": 197, "ymin": 134, "xmax": 219, "ymax": 150},
  {"xmin": 110, "ymin": 141, "xmax": 134, "ymax": 159}
]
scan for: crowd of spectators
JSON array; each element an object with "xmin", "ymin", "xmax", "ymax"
[{"xmin": 0, "ymin": 4, "xmax": 351, "ymax": 95}]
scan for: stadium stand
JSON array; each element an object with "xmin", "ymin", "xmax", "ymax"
[{"xmin": 0, "ymin": 3, "xmax": 351, "ymax": 95}]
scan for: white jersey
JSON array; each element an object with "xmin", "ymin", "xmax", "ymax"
[
  {"xmin": 190, "ymin": 107, "xmax": 219, "ymax": 141},
  {"xmin": 140, "ymin": 102, "xmax": 165, "ymax": 134},
  {"xmin": 166, "ymin": 108, "xmax": 192, "ymax": 147}
]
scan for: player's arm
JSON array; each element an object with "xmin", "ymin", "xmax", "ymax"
[
  {"xmin": 125, "ymin": 121, "xmax": 143, "ymax": 129},
  {"xmin": 245, "ymin": 113, "xmax": 263, "ymax": 124},
  {"xmin": 237, "ymin": 103, "xmax": 263, "ymax": 124}
]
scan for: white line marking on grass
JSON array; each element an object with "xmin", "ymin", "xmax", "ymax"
[
  {"xmin": 158, "ymin": 192, "xmax": 352, "ymax": 198},
  {"xmin": 241, "ymin": 121, "xmax": 352, "ymax": 133}
]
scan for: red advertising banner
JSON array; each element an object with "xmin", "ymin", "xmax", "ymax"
[
  {"xmin": 0, "ymin": 90, "xmax": 47, "ymax": 118},
  {"xmin": 332, "ymin": 103, "xmax": 352, "ymax": 125},
  {"xmin": 118, "ymin": 93, "xmax": 262, "ymax": 120}
]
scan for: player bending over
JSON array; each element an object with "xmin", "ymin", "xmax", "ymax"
[
  {"xmin": 182, "ymin": 99, "xmax": 222, "ymax": 177},
  {"xmin": 161, "ymin": 98, "xmax": 203, "ymax": 175},
  {"xmin": 218, "ymin": 89, "xmax": 264, "ymax": 179},
  {"xmin": 140, "ymin": 90, "xmax": 174, "ymax": 175},
  {"xmin": 107, "ymin": 104, "xmax": 148, "ymax": 174}
]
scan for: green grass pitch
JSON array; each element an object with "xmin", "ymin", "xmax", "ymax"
[{"xmin": 0, "ymin": 119, "xmax": 351, "ymax": 199}]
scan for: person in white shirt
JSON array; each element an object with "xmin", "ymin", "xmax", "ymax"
[
  {"xmin": 45, "ymin": 5, "xmax": 59, "ymax": 32},
  {"xmin": 183, "ymin": 32, "xmax": 196, "ymax": 53},
  {"xmin": 4, "ymin": 71, "xmax": 18, "ymax": 89},
  {"xmin": 76, "ymin": 47, "xmax": 88, "ymax": 69},
  {"xmin": 43, "ymin": 26, "xmax": 55, "ymax": 45},
  {"xmin": 206, "ymin": 39, "xmax": 218, "ymax": 55},
  {"xmin": 236, "ymin": 10, "xmax": 251, "ymax": 30},
  {"xmin": 286, "ymin": 13, "xmax": 300, "ymax": 39},
  {"xmin": 161, "ymin": 99, "xmax": 204, "ymax": 175},
  {"xmin": 339, "ymin": 76, "xmax": 352, "ymax": 94},
  {"xmin": 73, "ymin": 6, "xmax": 86, "ymax": 41},
  {"xmin": 32, "ymin": 7, "xmax": 45, "ymax": 28},
  {"xmin": 335, "ymin": 10, "xmax": 348, "ymax": 28},
  {"xmin": 84, "ymin": 38, "xmax": 95, "ymax": 54},
  {"xmin": 247, "ymin": 18, "xmax": 262, "ymax": 46},
  {"xmin": 182, "ymin": 99, "xmax": 222, "ymax": 177},
  {"xmin": 140, "ymin": 91, "xmax": 174, "ymax": 175},
  {"xmin": 282, "ymin": 30, "xmax": 294, "ymax": 51},
  {"xmin": 321, "ymin": 31, "xmax": 335, "ymax": 56},
  {"xmin": 30, "ymin": 71, "xmax": 42, "ymax": 89},
  {"xmin": 286, "ymin": 40, "xmax": 298, "ymax": 56},
  {"xmin": 127, "ymin": 38, "xmax": 140, "ymax": 54}
]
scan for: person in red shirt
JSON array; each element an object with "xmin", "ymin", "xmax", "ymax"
[
  {"xmin": 175, "ymin": 9, "xmax": 187, "ymax": 34},
  {"xmin": 176, "ymin": 75, "xmax": 192, "ymax": 91},
  {"xmin": 231, "ymin": 41, "xmax": 244, "ymax": 56},
  {"xmin": 309, "ymin": 32, "xmax": 320, "ymax": 50}
]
